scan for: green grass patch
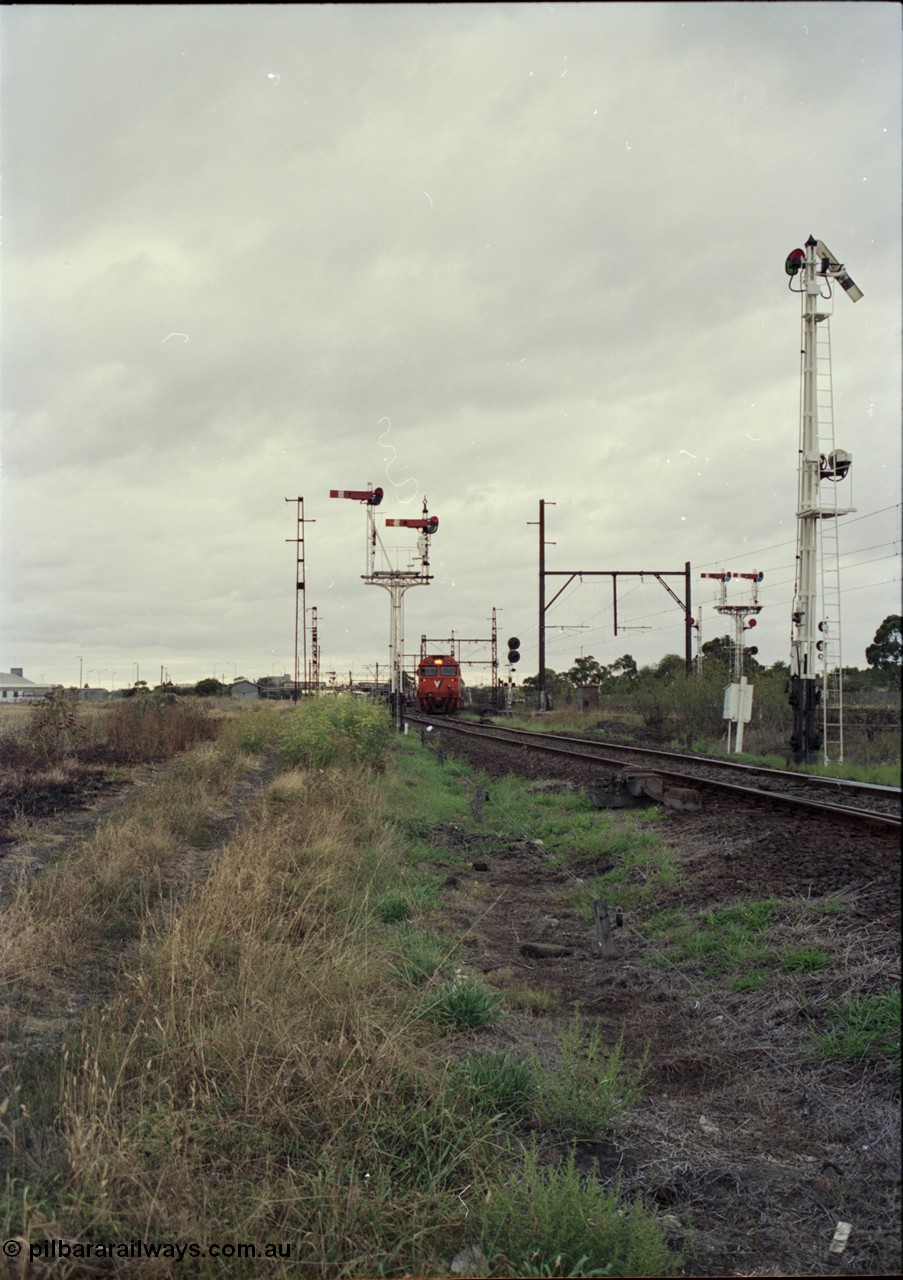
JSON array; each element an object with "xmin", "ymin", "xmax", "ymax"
[
  {"xmin": 736, "ymin": 751, "xmax": 901, "ymax": 788},
  {"xmin": 375, "ymin": 873, "xmax": 441, "ymax": 923},
  {"xmin": 236, "ymin": 697, "xmax": 393, "ymax": 769},
  {"xmin": 807, "ymin": 894, "xmax": 846, "ymax": 916},
  {"xmin": 450, "ymin": 1050, "xmax": 537, "ymax": 1121},
  {"xmin": 640, "ymin": 898, "xmax": 839, "ymax": 990},
  {"xmin": 642, "ymin": 907, "xmax": 685, "ymax": 938},
  {"xmin": 779, "ymin": 947, "xmax": 830, "ymax": 973},
  {"xmin": 423, "ymin": 974, "xmax": 505, "ymax": 1031},
  {"xmin": 813, "ymin": 985, "xmax": 900, "ymax": 1076},
  {"xmin": 570, "ymin": 840, "xmax": 677, "ymax": 914},
  {"xmin": 729, "ymin": 971, "xmax": 771, "ymax": 993},
  {"xmin": 390, "ymin": 924, "xmax": 450, "ymax": 985},
  {"xmin": 503, "ymin": 982, "xmax": 563, "ymax": 1013}
]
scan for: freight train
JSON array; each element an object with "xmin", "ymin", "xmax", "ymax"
[{"xmin": 416, "ymin": 654, "xmax": 464, "ymax": 714}]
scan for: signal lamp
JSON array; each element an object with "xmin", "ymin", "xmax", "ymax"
[
  {"xmin": 785, "ymin": 248, "xmax": 805, "ymax": 276},
  {"xmin": 746, "ymin": 646, "xmax": 759, "ymax": 656},
  {"xmin": 507, "ymin": 637, "xmax": 521, "ymax": 649},
  {"xmin": 508, "ymin": 650, "xmax": 521, "ymax": 664},
  {"xmin": 746, "ymin": 618, "xmax": 757, "ymax": 628}
]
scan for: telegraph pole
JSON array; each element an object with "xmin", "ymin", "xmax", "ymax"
[
  {"xmin": 529, "ymin": 499, "xmax": 555, "ymax": 710},
  {"xmin": 285, "ymin": 497, "xmax": 315, "ymax": 701}
]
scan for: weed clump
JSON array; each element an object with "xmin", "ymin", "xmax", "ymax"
[
  {"xmin": 237, "ymin": 698, "xmax": 393, "ymax": 770},
  {"xmin": 425, "ymin": 973, "xmax": 504, "ymax": 1031},
  {"xmin": 534, "ymin": 1012, "xmax": 646, "ymax": 1137},
  {"xmin": 450, "ymin": 1050, "xmax": 537, "ymax": 1120},
  {"xmin": 475, "ymin": 1146, "xmax": 675, "ymax": 1277}
]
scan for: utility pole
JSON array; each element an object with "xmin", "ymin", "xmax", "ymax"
[
  {"xmin": 528, "ymin": 499, "xmax": 555, "ymax": 710},
  {"xmin": 285, "ymin": 497, "xmax": 316, "ymax": 702}
]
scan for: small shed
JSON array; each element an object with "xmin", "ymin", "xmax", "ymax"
[{"xmin": 230, "ymin": 679, "xmax": 260, "ymax": 701}]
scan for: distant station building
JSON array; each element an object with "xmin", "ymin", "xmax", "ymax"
[
  {"xmin": 0, "ymin": 668, "xmax": 59, "ymax": 702},
  {"xmin": 230, "ymin": 678, "xmax": 261, "ymax": 701}
]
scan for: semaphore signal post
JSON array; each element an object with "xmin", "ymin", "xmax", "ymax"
[
  {"xmin": 330, "ymin": 484, "xmax": 438, "ymax": 728},
  {"xmin": 701, "ymin": 570, "xmax": 763, "ymax": 754},
  {"xmin": 785, "ymin": 236, "xmax": 861, "ymax": 763}
]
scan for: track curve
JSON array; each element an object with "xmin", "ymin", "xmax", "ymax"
[{"xmin": 407, "ymin": 715, "xmax": 901, "ymax": 832}]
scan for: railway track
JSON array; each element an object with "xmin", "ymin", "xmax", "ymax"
[{"xmin": 407, "ymin": 714, "xmax": 901, "ymax": 832}]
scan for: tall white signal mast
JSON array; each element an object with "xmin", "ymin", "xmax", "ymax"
[{"xmin": 785, "ymin": 236, "xmax": 862, "ymax": 764}]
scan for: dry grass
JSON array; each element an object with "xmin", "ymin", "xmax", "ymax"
[{"xmin": 1, "ymin": 724, "xmax": 676, "ymax": 1278}]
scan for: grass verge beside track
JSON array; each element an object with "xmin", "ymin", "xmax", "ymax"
[{"xmin": 1, "ymin": 701, "xmax": 676, "ymax": 1278}]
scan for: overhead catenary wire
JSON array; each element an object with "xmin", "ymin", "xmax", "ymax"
[{"xmin": 518, "ymin": 504, "xmax": 900, "ymax": 662}]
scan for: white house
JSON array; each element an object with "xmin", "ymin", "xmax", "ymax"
[{"xmin": 0, "ymin": 668, "xmax": 59, "ymax": 702}]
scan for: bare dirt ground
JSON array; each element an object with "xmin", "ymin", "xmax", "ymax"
[{"xmin": 427, "ymin": 727, "xmax": 901, "ymax": 1278}]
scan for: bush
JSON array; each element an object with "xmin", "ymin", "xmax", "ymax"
[
  {"xmin": 17, "ymin": 689, "xmax": 87, "ymax": 765},
  {"xmin": 278, "ymin": 699, "xmax": 393, "ymax": 769},
  {"xmin": 534, "ymin": 1012, "xmax": 646, "ymax": 1136}
]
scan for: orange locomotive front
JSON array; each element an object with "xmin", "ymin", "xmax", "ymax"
[{"xmin": 417, "ymin": 655, "xmax": 463, "ymax": 714}]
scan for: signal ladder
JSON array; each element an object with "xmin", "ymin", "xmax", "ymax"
[{"xmin": 814, "ymin": 316, "xmax": 850, "ymax": 762}]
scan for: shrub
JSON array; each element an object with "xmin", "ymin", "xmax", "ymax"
[
  {"xmin": 534, "ymin": 1012, "xmax": 646, "ymax": 1136},
  {"xmin": 21, "ymin": 689, "xmax": 87, "ymax": 765},
  {"xmin": 476, "ymin": 1146, "xmax": 676, "ymax": 1277},
  {"xmin": 278, "ymin": 699, "xmax": 393, "ymax": 769}
]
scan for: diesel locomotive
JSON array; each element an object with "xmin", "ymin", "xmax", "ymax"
[{"xmin": 416, "ymin": 654, "xmax": 463, "ymax": 714}]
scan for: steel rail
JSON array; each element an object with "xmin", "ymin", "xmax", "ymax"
[{"xmin": 408, "ymin": 715, "xmax": 901, "ymax": 832}]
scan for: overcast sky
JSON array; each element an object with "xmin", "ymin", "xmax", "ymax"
[{"xmin": 2, "ymin": 2, "xmax": 900, "ymax": 690}]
